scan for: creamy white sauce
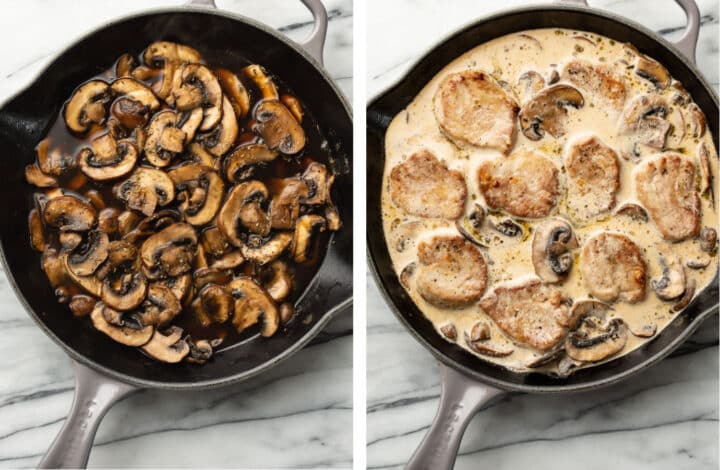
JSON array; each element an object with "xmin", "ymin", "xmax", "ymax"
[{"xmin": 381, "ymin": 28, "xmax": 719, "ymax": 374}]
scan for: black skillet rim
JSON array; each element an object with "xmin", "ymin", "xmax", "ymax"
[
  {"xmin": 0, "ymin": 5, "xmax": 353, "ymax": 390},
  {"xmin": 367, "ymin": 3, "xmax": 719, "ymax": 394}
]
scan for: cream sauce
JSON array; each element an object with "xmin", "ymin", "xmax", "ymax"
[{"xmin": 381, "ymin": 28, "xmax": 719, "ymax": 374}]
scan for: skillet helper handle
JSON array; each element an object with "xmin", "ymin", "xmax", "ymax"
[
  {"xmin": 38, "ymin": 361, "xmax": 138, "ymax": 469},
  {"xmin": 405, "ymin": 363, "xmax": 504, "ymax": 470}
]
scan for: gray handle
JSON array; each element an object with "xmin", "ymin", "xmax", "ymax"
[
  {"xmin": 38, "ymin": 361, "xmax": 137, "ymax": 469},
  {"xmin": 186, "ymin": 0, "xmax": 328, "ymax": 65},
  {"xmin": 556, "ymin": 0, "xmax": 700, "ymax": 64},
  {"xmin": 406, "ymin": 363, "xmax": 504, "ymax": 470}
]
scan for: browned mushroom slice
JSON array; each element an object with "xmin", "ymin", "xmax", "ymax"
[
  {"xmin": 243, "ymin": 64, "xmax": 279, "ymax": 101},
  {"xmin": 229, "ymin": 277, "xmax": 280, "ymax": 337},
  {"xmin": 43, "ymin": 248, "xmax": 68, "ymax": 290},
  {"xmin": 140, "ymin": 223, "xmax": 198, "ymax": 277},
  {"xmin": 202, "ymin": 96, "xmax": 239, "ymax": 157},
  {"xmin": 519, "ymin": 84, "xmax": 584, "ymax": 140},
  {"xmin": 67, "ymin": 230, "xmax": 109, "ymax": 276},
  {"xmin": 565, "ymin": 317, "xmax": 627, "ymax": 362},
  {"xmin": 63, "ymin": 254, "xmax": 102, "ymax": 297},
  {"xmin": 532, "ymin": 218, "xmax": 578, "ymax": 284},
  {"xmin": 635, "ymin": 55, "xmax": 671, "ymax": 89},
  {"xmin": 168, "ymin": 64, "xmax": 223, "ymax": 131},
  {"xmin": 301, "ymin": 162, "xmax": 334, "ymax": 206},
  {"xmin": 36, "ymin": 139, "xmax": 74, "ymax": 177},
  {"xmin": 698, "ymin": 141, "xmax": 714, "ymax": 199},
  {"xmin": 263, "ymin": 260, "xmax": 292, "ymax": 302},
  {"xmin": 242, "ymin": 232, "xmax": 293, "ymax": 265},
  {"xmin": 91, "ymin": 302, "xmax": 153, "ymax": 346},
  {"xmin": 157, "ymin": 273, "xmax": 192, "ymax": 303},
  {"xmin": 186, "ymin": 142, "xmax": 217, "ymax": 168},
  {"xmin": 116, "ymin": 53, "xmax": 137, "ymax": 78},
  {"xmin": 43, "ymin": 195, "xmax": 96, "ymax": 232},
  {"xmin": 281, "ymin": 95, "xmax": 303, "ymax": 123},
  {"xmin": 290, "ymin": 215, "xmax": 326, "ymax": 263},
  {"xmin": 28, "ymin": 208, "xmax": 46, "ymax": 252},
  {"xmin": 25, "ymin": 164, "xmax": 58, "ymax": 188},
  {"xmin": 110, "ymin": 77, "xmax": 160, "ymax": 111},
  {"xmin": 434, "ymin": 70, "xmax": 519, "ymax": 153},
  {"xmin": 439, "ymin": 323, "xmax": 457, "ymax": 341},
  {"xmin": 618, "ymin": 94, "xmax": 670, "ymax": 150},
  {"xmin": 652, "ymin": 256, "xmax": 686, "ymax": 301},
  {"xmin": 224, "ymin": 144, "xmax": 279, "ymax": 182},
  {"xmin": 178, "ymin": 108, "xmax": 204, "ymax": 144},
  {"xmin": 114, "ymin": 167, "xmax": 175, "ymax": 216},
  {"xmin": 69, "ymin": 294, "xmax": 96, "ymax": 317},
  {"xmin": 117, "ymin": 212, "xmax": 140, "ymax": 237},
  {"xmin": 78, "ymin": 133, "xmax": 138, "ymax": 180},
  {"xmin": 629, "ymin": 323, "xmax": 657, "ymax": 338},
  {"xmin": 254, "ymin": 100, "xmax": 306, "ymax": 155},
  {"xmin": 562, "ymin": 60, "xmax": 626, "ymax": 109},
  {"xmin": 465, "ymin": 335, "xmax": 514, "ymax": 357},
  {"xmin": 97, "ymin": 208, "xmax": 120, "ymax": 236},
  {"xmin": 59, "ymin": 232, "xmax": 82, "ymax": 251},
  {"xmin": 269, "ymin": 178, "xmax": 310, "ymax": 229},
  {"xmin": 614, "ymin": 202, "xmax": 648, "ymax": 222},
  {"xmin": 581, "ymin": 232, "xmax": 647, "ymax": 303},
  {"xmin": 211, "ymin": 250, "xmax": 246, "ymax": 269},
  {"xmin": 193, "ymin": 267, "xmax": 231, "ymax": 290},
  {"xmin": 192, "ymin": 283, "xmax": 233, "ymax": 326},
  {"xmin": 687, "ymin": 103, "xmax": 706, "ymax": 138},
  {"xmin": 516, "ymin": 71, "xmax": 545, "ymax": 103},
  {"xmin": 65, "ymin": 80, "xmax": 111, "ymax": 133},
  {"xmin": 218, "ymin": 181, "xmax": 271, "ymax": 245},
  {"xmin": 700, "ymin": 227, "xmax": 717, "ymax": 253},
  {"xmin": 143, "ymin": 41, "xmax": 202, "ymax": 67},
  {"xmin": 202, "ymin": 226, "xmax": 230, "ymax": 257},
  {"xmin": 141, "ymin": 326, "xmax": 190, "ymax": 363},
  {"xmin": 325, "ymin": 204, "xmax": 342, "ymax": 231},
  {"xmin": 186, "ymin": 339, "xmax": 214, "ymax": 364},
  {"xmin": 672, "ymin": 278, "xmax": 696, "ymax": 312},
  {"xmin": 102, "ymin": 271, "xmax": 148, "ymax": 311},
  {"xmin": 567, "ymin": 299, "xmax": 611, "ymax": 329},
  {"xmin": 144, "ymin": 111, "xmax": 186, "ymax": 167},
  {"xmin": 216, "ymin": 68, "xmax": 251, "ymax": 119},
  {"xmin": 168, "ymin": 164, "xmax": 225, "ymax": 226},
  {"xmin": 135, "ymin": 284, "xmax": 181, "ymax": 327}
]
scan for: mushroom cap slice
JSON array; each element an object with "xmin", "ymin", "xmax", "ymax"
[
  {"xmin": 114, "ymin": 167, "xmax": 175, "ymax": 216},
  {"xmin": 36, "ymin": 139, "xmax": 75, "ymax": 177},
  {"xmin": 178, "ymin": 108, "xmax": 204, "ymax": 144},
  {"xmin": 140, "ymin": 222, "xmax": 198, "ymax": 277},
  {"xmin": 218, "ymin": 181, "xmax": 270, "ymax": 246},
  {"xmin": 263, "ymin": 260, "xmax": 292, "ymax": 302},
  {"xmin": 269, "ymin": 177, "xmax": 310, "ymax": 230},
  {"xmin": 143, "ymin": 41, "xmax": 202, "ymax": 67},
  {"xmin": 168, "ymin": 64, "xmax": 223, "ymax": 131},
  {"xmin": 65, "ymin": 80, "xmax": 111, "ymax": 133},
  {"xmin": 28, "ymin": 208, "xmax": 46, "ymax": 252},
  {"xmin": 211, "ymin": 250, "xmax": 246, "ymax": 270},
  {"xmin": 156, "ymin": 273, "xmax": 192, "ymax": 303},
  {"xmin": 229, "ymin": 277, "xmax": 280, "ymax": 337},
  {"xmin": 101, "ymin": 271, "xmax": 148, "ymax": 311},
  {"xmin": 43, "ymin": 195, "xmax": 96, "ymax": 232},
  {"xmin": 242, "ymin": 232, "xmax": 293, "ymax": 265},
  {"xmin": 253, "ymin": 100, "xmax": 306, "ymax": 155},
  {"xmin": 565, "ymin": 317, "xmax": 627, "ymax": 362},
  {"xmin": 651, "ymin": 256, "xmax": 686, "ymax": 300},
  {"xmin": 618, "ymin": 94, "xmax": 670, "ymax": 149},
  {"xmin": 202, "ymin": 96, "xmax": 239, "ymax": 157},
  {"xmin": 67, "ymin": 230, "xmax": 110, "ymax": 276},
  {"xmin": 62, "ymin": 253, "xmax": 102, "ymax": 297},
  {"xmin": 168, "ymin": 164, "xmax": 225, "ymax": 226},
  {"xmin": 519, "ymin": 84, "xmax": 584, "ymax": 140},
  {"xmin": 635, "ymin": 55, "xmax": 671, "ymax": 89},
  {"xmin": 25, "ymin": 164, "xmax": 58, "ymax": 188},
  {"xmin": 91, "ymin": 302, "xmax": 154, "ymax": 347},
  {"xmin": 532, "ymin": 218, "xmax": 578, "ymax": 283},
  {"xmin": 243, "ymin": 64, "xmax": 279, "ymax": 101},
  {"xmin": 302, "ymin": 162, "xmax": 333, "ymax": 206},
  {"xmin": 136, "ymin": 284, "xmax": 181, "ymax": 327},
  {"xmin": 116, "ymin": 53, "xmax": 137, "ymax": 78},
  {"xmin": 186, "ymin": 142, "xmax": 217, "ymax": 168},
  {"xmin": 192, "ymin": 283, "xmax": 233, "ymax": 326},
  {"xmin": 193, "ymin": 267, "xmax": 232, "ymax": 290},
  {"xmin": 110, "ymin": 77, "xmax": 160, "ymax": 111},
  {"xmin": 79, "ymin": 134, "xmax": 138, "ymax": 180},
  {"xmin": 216, "ymin": 68, "xmax": 250, "ymax": 118},
  {"xmin": 144, "ymin": 110, "xmax": 186, "ymax": 167},
  {"xmin": 224, "ymin": 144, "xmax": 278, "ymax": 182},
  {"xmin": 141, "ymin": 326, "xmax": 190, "ymax": 363},
  {"xmin": 290, "ymin": 215, "xmax": 326, "ymax": 263}
]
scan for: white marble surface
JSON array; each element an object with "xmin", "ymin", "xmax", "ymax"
[
  {"xmin": 367, "ymin": 0, "xmax": 719, "ymax": 469},
  {"xmin": 0, "ymin": 0, "xmax": 352, "ymax": 468}
]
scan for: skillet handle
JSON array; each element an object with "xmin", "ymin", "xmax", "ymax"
[
  {"xmin": 405, "ymin": 363, "xmax": 505, "ymax": 470},
  {"xmin": 672, "ymin": 0, "xmax": 700, "ymax": 64},
  {"xmin": 38, "ymin": 361, "xmax": 138, "ymax": 469}
]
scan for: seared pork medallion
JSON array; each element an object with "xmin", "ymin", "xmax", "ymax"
[
  {"xmin": 27, "ymin": 41, "xmax": 341, "ymax": 364},
  {"xmin": 382, "ymin": 29, "xmax": 718, "ymax": 375}
]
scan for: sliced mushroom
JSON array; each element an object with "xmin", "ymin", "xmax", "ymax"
[
  {"xmin": 135, "ymin": 284, "xmax": 181, "ymax": 327},
  {"xmin": 218, "ymin": 181, "xmax": 271, "ymax": 245},
  {"xmin": 291, "ymin": 215, "xmax": 326, "ymax": 263},
  {"xmin": 157, "ymin": 273, "xmax": 192, "ymax": 303},
  {"xmin": 253, "ymin": 100, "xmax": 306, "ymax": 155},
  {"xmin": 279, "ymin": 303, "xmax": 294, "ymax": 324},
  {"xmin": 118, "ymin": 210, "xmax": 141, "ymax": 236},
  {"xmin": 144, "ymin": 111, "xmax": 186, "ymax": 167},
  {"xmin": 269, "ymin": 178, "xmax": 310, "ymax": 230},
  {"xmin": 168, "ymin": 164, "xmax": 225, "ymax": 226},
  {"xmin": 439, "ymin": 323, "xmax": 457, "ymax": 341},
  {"xmin": 686, "ymin": 256, "xmax": 711, "ymax": 270},
  {"xmin": 193, "ymin": 267, "xmax": 231, "ymax": 290},
  {"xmin": 67, "ymin": 230, "xmax": 109, "ymax": 276},
  {"xmin": 25, "ymin": 164, "xmax": 58, "ymax": 188},
  {"xmin": 302, "ymin": 162, "xmax": 332, "ymax": 205},
  {"xmin": 455, "ymin": 205, "xmax": 487, "ymax": 247},
  {"xmin": 186, "ymin": 339, "xmax": 214, "ymax": 364},
  {"xmin": 43, "ymin": 195, "xmax": 96, "ymax": 232},
  {"xmin": 652, "ymin": 256, "xmax": 686, "ymax": 301},
  {"xmin": 228, "ymin": 277, "xmax": 279, "ymax": 337},
  {"xmin": 91, "ymin": 302, "xmax": 153, "ymax": 346},
  {"xmin": 532, "ymin": 218, "xmax": 578, "ymax": 283},
  {"xmin": 489, "ymin": 217, "xmax": 524, "ymax": 238},
  {"xmin": 699, "ymin": 227, "xmax": 717, "ymax": 253},
  {"xmin": 110, "ymin": 77, "xmax": 160, "ymax": 111},
  {"xmin": 469, "ymin": 322, "xmax": 491, "ymax": 342},
  {"xmin": 63, "ymin": 253, "xmax": 102, "ymax": 296},
  {"xmin": 59, "ymin": 232, "xmax": 82, "ymax": 251},
  {"xmin": 116, "ymin": 53, "xmax": 137, "ymax": 77},
  {"xmin": 516, "ymin": 70, "xmax": 545, "ymax": 103},
  {"xmin": 243, "ymin": 64, "xmax": 279, "ymax": 101},
  {"xmin": 186, "ymin": 142, "xmax": 218, "ymax": 168},
  {"xmin": 69, "ymin": 294, "xmax": 96, "ymax": 317},
  {"xmin": 65, "ymin": 80, "xmax": 111, "ymax": 133},
  {"xmin": 614, "ymin": 202, "xmax": 648, "ymax": 222},
  {"xmin": 567, "ymin": 299, "xmax": 611, "ymax": 329},
  {"xmin": 672, "ymin": 278, "xmax": 696, "ymax": 311},
  {"xmin": 224, "ymin": 144, "xmax": 278, "ymax": 182},
  {"xmin": 565, "ymin": 317, "xmax": 627, "ymax": 362},
  {"xmin": 140, "ymin": 222, "xmax": 198, "ymax": 277},
  {"xmin": 687, "ymin": 103, "xmax": 706, "ymax": 138},
  {"xmin": 216, "ymin": 68, "xmax": 250, "ymax": 119},
  {"xmin": 141, "ymin": 326, "xmax": 190, "ymax": 363},
  {"xmin": 102, "ymin": 271, "xmax": 148, "ymax": 311},
  {"xmin": 635, "ymin": 55, "xmax": 671, "ymax": 89},
  {"xmin": 177, "ymin": 108, "xmax": 204, "ymax": 143},
  {"xmin": 264, "ymin": 260, "xmax": 292, "ymax": 302},
  {"xmin": 281, "ymin": 95, "xmax": 303, "ymax": 123},
  {"xmin": 168, "ymin": 64, "xmax": 223, "ymax": 131},
  {"xmin": 518, "ymin": 84, "xmax": 584, "ymax": 140},
  {"xmin": 619, "ymin": 94, "xmax": 670, "ymax": 149},
  {"xmin": 202, "ymin": 226, "xmax": 230, "ymax": 257},
  {"xmin": 211, "ymin": 250, "xmax": 245, "ymax": 269},
  {"xmin": 28, "ymin": 208, "xmax": 46, "ymax": 252},
  {"xmin": 114, "ymin": 167, "xmax": 175, "ymax": 216},
  {"xmin": 192, "ymin": 283, "xmax": 233, "ymax": 326},
  {"xmin": 698, "ymin": 141, "xmax": 714, "ymax": 201},
  {"xmin": 35, "ymin": 139, "xmax": 75, "ymax": 177},
  {"xmin": 629, "ymin": 323, "xmax": 656, "ymax": 338},
  {"xmin": 144, "ymin": 41, "xmax": 202, "ymax": 67},
  {"xmin": 242, "ymin": 232, "xmax": 293, "ymax": 265},
  {"xmin": 399, "ymin": 262, "xmax": 415, "ymax": 289},
  {"xmin": 465, "ymin": 333, "xmax": 513, "ymax": 357},
  {"xmin": 201, "ymin": 96, "xmax": 238, "ymax": 157},
  {"xmin": 110, "ymin": 97, "xmax": 150, "ymax": 130},
  {"xmin": 78, "ymin": 133, "xmax": 138, "ymax": 180}
]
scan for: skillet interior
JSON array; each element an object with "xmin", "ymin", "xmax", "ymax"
[
  {"xmin": 367, "ymin": 5, "xmax": 718, "ymax": 393},
  {"xmin": 0, "ymin": 10, "xmax": 352, "ymax": 389}
]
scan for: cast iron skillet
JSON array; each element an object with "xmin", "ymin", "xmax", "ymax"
[
  {"xmin": 0, "ymin": 0, "xmax": 352, "ymax": 467},
  {"xmin": 367, "ymin": 0, "xmax": 717, "ymax": 468}
]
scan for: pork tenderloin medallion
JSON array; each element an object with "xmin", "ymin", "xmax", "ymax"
[
  {"xmin": 479, "ymin": 279, "xmax": 571, "ymax": 351},
  {"xmin": 389, "ymin": 150, "xmax": 467, "ymax": 219},
  {"xmin": 477, "ymin": 150, "xmax": 559, "ymax": 218},
  {"xmin": 415, "ymin": 235, "xmax": 488, "ymax": 308},
  {"xmin": 581, "ymin": 232, "xmax": 647, "ymax": 303},
  {"xmin": 634, "ymin": 153, "xmax": 700, "ymax": 242},
  {"xmin": 564, "ymin": 135, "xmax": 620, "ymax": 221},
  {"xmin": 434, "ymin": 70, "xmax": 519, "ymax": 154}
]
